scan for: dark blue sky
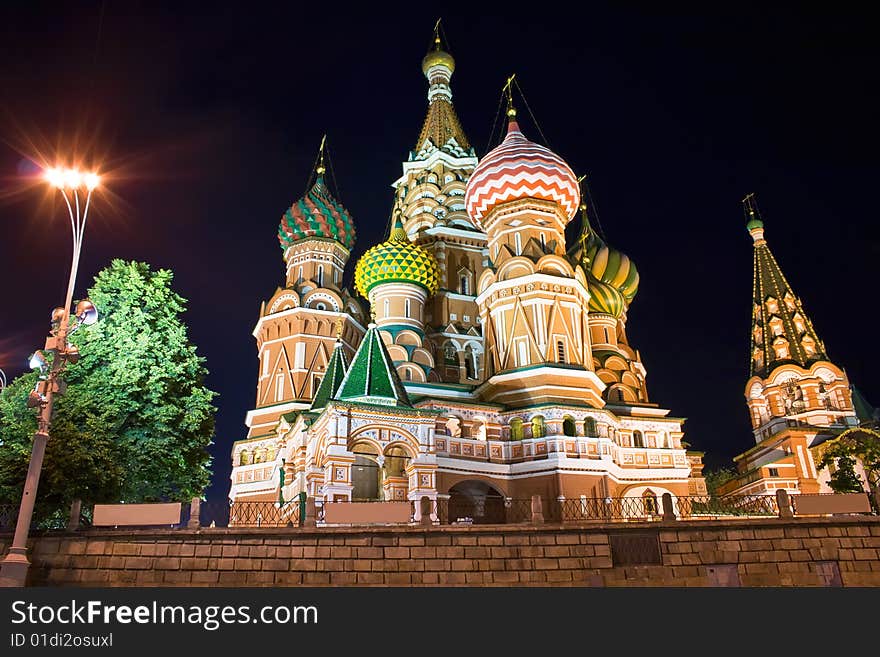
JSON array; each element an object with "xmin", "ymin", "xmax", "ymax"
[{"xmin": 1, "ymin": 3, "xmax": 878, "ymax": 500}]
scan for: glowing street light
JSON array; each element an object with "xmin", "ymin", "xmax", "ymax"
[{"xmin": 0, "ymin": 165, "xmax": 102, "ymax": 588}]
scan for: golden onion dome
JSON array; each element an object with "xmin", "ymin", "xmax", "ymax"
[
  {"xmin": 422, "ymin": 42, "xmax": 455, "ymax": 75},
  {"xmin": 355, "ymin": 221, "xmax": 440, "ymax": 297}
]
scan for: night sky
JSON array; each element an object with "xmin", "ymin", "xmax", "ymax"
[{"xmin": 1, "ymin": 3, "xmax": 878, "ymax": 501}]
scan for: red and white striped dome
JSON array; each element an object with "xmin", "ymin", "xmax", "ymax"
[{"xmin": 465, "ymin": 120, "xmax": 581, "ymax": 228}]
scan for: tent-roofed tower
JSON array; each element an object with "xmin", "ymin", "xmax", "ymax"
[
  {"xmin": 747, "ymin": 193, "xmax": 827, "ymax": 377},
  {"xmin": 719, "ymin": 194, "xmax": 861, "ymax": 498},
  {"xmin": 391, "ymin": 21, "xmax": 486, "ymax": 386}
]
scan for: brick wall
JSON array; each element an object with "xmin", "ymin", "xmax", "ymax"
[{"xmin": 1, "ymin": 516, "xmax": 878, "ymax": 586}]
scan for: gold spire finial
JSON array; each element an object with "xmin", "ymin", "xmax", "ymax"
[
  {"xmin": 316, "ymin": 134, "xmax": 327, "ymax": 176},
  {"xmin": 503, "ymin": 74, "xmax": 517, "ymax": 118},
  {"xmin": 433, "ymin": 18, "xmax": 442, "ymax": 49}
]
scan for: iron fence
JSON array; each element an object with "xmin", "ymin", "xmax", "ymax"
[
  {"xmin": 0, "ymin": 502, "xmax": 93, "ymax": 531},
  {"xmin": 182, "ymin": 500, "xmax": 302, "ymax": 528},
  {"xmin": 676, "ymin": 494, "xmax": 778, "ymax": 518}
]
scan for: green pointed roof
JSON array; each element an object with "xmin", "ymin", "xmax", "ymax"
[
  {"xmin": 747, "ymin": 195, "xmax": 827, "ymax": 377},
  {"xmin": 335, "ymin": 324, "xmax": 411, "ymax": 407},
  {"xmin": 310, "ymin": 340, "xmax": 349, "ymax": 411},
  {"xmin": 851, "ymin": 385, "xmax": 877, "ymax": 424}
]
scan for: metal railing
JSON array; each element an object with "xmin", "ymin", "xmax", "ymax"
[
  {"xmin": 0, "ymin": 502, "xmax": 93, "ymax": 531},
  {"xmin": 183, "ymin": 500, "xmax": 302, "ymax": 528}
]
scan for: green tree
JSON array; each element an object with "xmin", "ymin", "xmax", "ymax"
[
  {"xmin": 703, "ymin": 466, "xmax": 739, "ymax": 495},
  {"xmin": 825, "ymin": 455, "xmax": 864, "ymax": 494},
  {"xmin": 0, "ymin": 259, "xmax": 216, "ymax": 510},
  {"xmin": 817, "ymin": 428, "xmax": 880, "ymax": 499}
]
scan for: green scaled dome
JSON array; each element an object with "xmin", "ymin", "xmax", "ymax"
[
  {"xmin": 587, "ymin": 272, "xmax": 625, "ymax": 318},
  {"xmin": 355, "ymin": 224, "xmax": 439, "ymax": 297},
  {"xmin": 582, "ymin": 230, "xmax": 639, "ymax": 304},
  {"xmin": 278, "ymin": 175, "xmax": 356, "ymax": 251}
]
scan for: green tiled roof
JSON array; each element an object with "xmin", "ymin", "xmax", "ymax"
[
  {"xmin": 747, "ymin": 197, "xmax": 827, "ymax": 377},
  {"xmin": 310, "ymin": 340, "xmax": 349, "ymax": 411},
  {"xmin": 335, "ymin": 324, "xmax": 411, "ymax": 407},
  {"xmin": 851, "ymin": 385, "xmax": 877, "ymax": 424}
]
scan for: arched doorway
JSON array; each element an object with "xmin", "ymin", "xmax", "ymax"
[
  {"xmin": 447, "ymin": 480, "xmax": 506, "ymax": 524},
  {"xmin": 351, "ymin": 443, "xmax": 381, "ymax": 500}
]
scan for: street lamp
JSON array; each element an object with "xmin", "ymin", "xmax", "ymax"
[{"xmin": 0, "ymin": 166, "xmax": 101, "ymax": 588}]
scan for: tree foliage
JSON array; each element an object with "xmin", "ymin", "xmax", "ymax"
[
  {"xmin": 817, "ymin": 428, "xmax": 880, "ymax": 495},
  {"xmin": 825, "ymin": 455, "xmax": 864, "ymax": 494},
  {"xmin": 0, "ymin": 260, "xmax": 216, "ymax": 509},
  {"xmin": 703, "ymin": 466, "xmax": 739, "ymax": 495}
]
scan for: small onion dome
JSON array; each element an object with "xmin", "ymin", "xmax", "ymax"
[
  {"xmin": 422, "ymin": 48, "xmax": 455, "ymax": 75},
  {"xmin": 465, "ymin": 120, "xmax": 581, "ymax": 228},
  {"xmin": 582, "ymin": 231, "xmax": 639, "ymax": 304},
  {"xmin": 278, "ymin": 175, "xmax": 355, "ymax": 251},
  {"xmin": 746, "ymin": 215, "xmax": 764, "ymax": 232},
  {"xmin": 355, "ymin": 224, "xmax": 440, "ymax": 297},
  {"xmin": 587, "ymin": 272, "xmax": 625, "ymax": 318}
]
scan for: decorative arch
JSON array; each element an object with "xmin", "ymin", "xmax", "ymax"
[
  {"xmin": 395, "ymin": 330, "xmax": 421, "ymax": 347},
  {"xmin": 497, "ymin": 257, "xmax": 536, "ymax": 281},
  {"xmin": 268, "ymin": 292, "xmax": 300, "ymax": 314},
  {"xmin": 509, "ymin": 417, "xmax": 524, "ymax": 441},
  {"xmin": 531, "ymin": 415, "xmax": 546, "ymax": 439},
  {"xmin": 302, "ymin": 290, "xmax": 342, "ymax": 311},
  {"xmin": 562, "ymin": 415, "xmax": 577, "ymax": 437},
  {"xmin": 397, "ymin": 364, "xmax": 426, "ymax": 383}
]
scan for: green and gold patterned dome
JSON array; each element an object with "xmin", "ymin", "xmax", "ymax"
[
  {"xmin": 581, "ymin": 227, "xmax": 639, "ymax": 304},
  {"xmin": 587, "ymin": 272, "xmax": 625, "ymax": 318},
  {"xmin": 355, "ymin": 219, "xmax": 439, "ymax": 297}
]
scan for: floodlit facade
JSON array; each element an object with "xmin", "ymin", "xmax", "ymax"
[{"xmin": 230, "ymin": 30, "xmax": 707, "ymax": 520}]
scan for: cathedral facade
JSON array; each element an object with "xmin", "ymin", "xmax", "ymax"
[{"xmin": 229, "ymin": 31, "xmax": 707, "ymax": 519}]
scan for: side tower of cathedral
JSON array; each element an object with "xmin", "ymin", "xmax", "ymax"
[
  {"xmin": 721, "ymin": 194, "xmax": 865, "ymax": 496},
  {"xmin": 232, "ymin": 145, "xmax": 366, "ymax": 492}
]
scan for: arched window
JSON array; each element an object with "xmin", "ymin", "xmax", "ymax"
[
  {"xmin": 275, "ymin": 374, "xmax": 285, "ymax": 401},
  {"xmin": 633, "ymin": 430, "xmax": 644, "ymax": 448},
  {"xmin": 509, "ymin": 418, "xmax": 523, "ymax": 440},
  {"xmin": 643, "ymin": 489, "xmax": 658, "ymax": 516},
  {"xmin": 531, "ymin": 415, "xmax": 546, "ymax": 439},
  {"xmin": 384, "ymin": 298, "xmax": 390, "ymax": 319},
  {"xmin": 556, "ymin": 340, "xmax": 566, "ymax": 364},
  {"xmin": 514, "ymin": 233, "xmax": 522, "ymax": 255},
  {"xmin": 404, "ymin": 368, "xmax": 412, "ymax": 381},
  {"xmin": 563, "ymin": 416, "xmax": 577, "ymax": 437},
  {"xmin": 658, "ymin": 431, "xmax": 668, "ymax": 448},
  {"xmin": 405, "ymin": 298, "xmax": 411, "ymax": 319},
  {"xmin": 444, "ymin": 342, "xmax": 457, "ymax": 363},
  {"xmin": 317, "ymin": 266, "xmax": 324, "ymax": 287},
  {"xmin": 465, "ymin": 345, "xmax": 476, "ymax": 379},
  {"xmin": 297, "ymin": 266, "xmax": 303, "ymax": 283},
  {"xmin": 584, "ymin": 417, "xmax": 597, "ymax": 437},
  {"xmin": 460, "ymin": 276, "xmax": 469, "ymax": 295},
  {"xmin": 239, "ymin": 450, "xmax": 251, "ymax": 466},
  {"xmin": 540, "ymin": 233, "xmax": 546, "ymax": 250}
]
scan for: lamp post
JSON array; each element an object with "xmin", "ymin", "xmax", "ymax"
[{"xmin": 0, "ymin": 167, "xmax": 100, "ymax": 588}]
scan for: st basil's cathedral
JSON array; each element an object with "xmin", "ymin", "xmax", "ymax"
[{"xmin": 228, "ymin": 27, "xmax": 876, "ymax": 518}]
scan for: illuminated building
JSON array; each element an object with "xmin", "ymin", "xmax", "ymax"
[{"xmin": 230, "ymin": 28, "xmax": 706, "ymax": 518}]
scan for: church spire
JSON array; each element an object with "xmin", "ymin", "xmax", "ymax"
[
  {"xmin": 413, "ymin": 20, "xmax": 471, "ymax": 156},
  {"xmin": 747, "ymin": 193, "xmax": 827, "ymax": 377}
]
